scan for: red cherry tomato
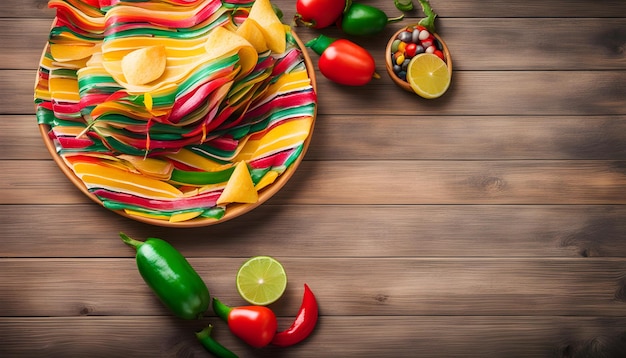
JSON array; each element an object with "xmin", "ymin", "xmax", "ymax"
[{"xmin": 295, "ymin": 0, "xmax": 346, "ymax": 29}]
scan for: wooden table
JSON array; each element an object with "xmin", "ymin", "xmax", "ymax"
[{"xmin": 2, "ymin": 1, "xmax": 626, "ymax": 356}]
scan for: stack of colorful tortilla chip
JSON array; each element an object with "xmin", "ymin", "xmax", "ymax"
[{"xmin": 35, "ymin": 0, "xmax": 316, "ymax": 223}]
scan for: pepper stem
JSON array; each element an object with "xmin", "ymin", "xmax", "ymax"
[
  {"xmin": 343, "ymin": 0, "xmax": 352, "ymax": 13},
  {"xmin": 417, "ymin": 0, "xmax": 438, "ymax": 33},
  {"xmin": 293, "ymin": 13, "xmax": 316, "ymax": 28},
  {"xmin": 195, "ymin": 324, "xmax": 214, "ymax": 340},
  {"xmin": 196, "ymin": 324, "xmax": 239, "ymax": 358},
  {"xmin": 212, "ymin": 298, "xmax": 233, "ymax": 322},
  {"xmin": 388, "ymin": 14, "xmax": 405, "ymax": 23},
  {"xmin": 305, "ymin": 34, "xmax": 336, "ymax": 56},
  {"xmin": 119, "ymin": 232, "xmax": 143, "ymax": 250}
]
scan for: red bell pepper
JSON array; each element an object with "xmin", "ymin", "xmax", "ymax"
[
  {"xmin": 212, "ymin": 298, "xmax": 278, "ymax": 348},
  {"xmin": 271, "ymin": 283, "xmax": 319, "ymax": 347}
]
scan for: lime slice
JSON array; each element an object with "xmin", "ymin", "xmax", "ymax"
[
  {"xmin": 236, "ymin": 256, "xmax": 287, "ymax": 305},
  {"xmin": 407, "ymin": 53, "xmax": 451, "ymax": 99}
]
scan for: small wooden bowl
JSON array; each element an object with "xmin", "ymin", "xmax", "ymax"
[{"xmin": 385, "ymin": 26, "xmax": 452, "ymax": 93}]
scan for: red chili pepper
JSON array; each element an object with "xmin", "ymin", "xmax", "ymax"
[
  {"xmin": 305, "ymin": 34, "xmax": 379, "ymax": 86},
  {"xmin": 271, "ymin": 283, "xmax": 319, "ymax": 347},
  {"xmin": 212, "ymin": 298, "xmax": 277, "ymax": 348}
]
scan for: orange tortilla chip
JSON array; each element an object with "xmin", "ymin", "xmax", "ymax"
[{"xmin": 216, "ymin": 161, "xmax": 258, "ymax": 205}]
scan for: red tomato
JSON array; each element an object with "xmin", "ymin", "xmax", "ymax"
[
  {"xmin": 295, "ymin": 0, "xmax": 346, "ymax": 29},
  {"xmin": 318, "ymin": 39, "xmax": 377, "ymax": 86}
]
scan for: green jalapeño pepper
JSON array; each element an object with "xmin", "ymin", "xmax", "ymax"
[
  {"xmin": 341, "ymin": 3, "xmax": 404, "ymax": 36},
  {"xmin": 120, "ymin": 233, "xmax": 210, "ymax": 320},
  {"xmin": 196, "ymin": 324, "xmax": 238, "ymax": 358}
]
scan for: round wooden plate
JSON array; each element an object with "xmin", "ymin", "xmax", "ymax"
[{"xmin": 37, "ymin": 29, "xmax": 317, "ymax": 228}]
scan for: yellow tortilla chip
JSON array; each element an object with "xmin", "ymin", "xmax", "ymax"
[
  {"xmin": 248, "ymin": 0, "xmax": 286, "ymax": 54},
  {"xmin": 118, "ymin": 155, "xmax": 174, "ymax": 180},
  {"xmin": 236, "ymin": 18, "xmax": 269, "ymax": 53},
  {"xmin": 216, "ymin": 161, "xmax": 258, "ymax": 205},
  {"xmin": 50, "ymin": 43, "xmax": 99, "ymax": 62},
  {"xmin": 169, "ymin": 211, "xmax": 203, "ymax": 222},
  {"xmin": 255, "ymin": 170, "xmax": 278, "ymax": 191},
  {"xmin": 121, "ymin": 45, "xmax": 167, "ymax": 86},
  {"xmin": 205, "ymin": 26, "xmax": 258, "ymax": 78},
  {"xmin": 124, "ymin": 209, "xmax": 170, "ymax": 221}
]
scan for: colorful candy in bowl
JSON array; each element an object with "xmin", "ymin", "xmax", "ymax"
[{"xmin": 385, "ymin": 24, "xmax": 452, "ymax": 97}]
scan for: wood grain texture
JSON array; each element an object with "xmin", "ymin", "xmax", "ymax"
[
  {"xmin": 1, "ymin": 0, "xmax": 625, "ymax": 357},
  {"xmin": 6, "ymin": 70, "xmax": 626, "ymax": 115},
  {"xmin": 3, "ymin": 159, "xmax": 625, "ymax": 205},
  {"xmin": 5, "ymin": 115, "xmax": 626, "ymax": 160},
  {"xmin": 1, "ymin": 316, "xmax": 626, "ymax": 357},
  {"xmin": 311, "ymin": 71, "xmax": 626, "ymax": 116},
  {"xmin": 3, "ymin": 0, "xmax": 626, "ymax": 18},
  {"xmin": 3, "ymin": 205, "xmax": 626, "ymax": 258},
  {"xmin": 6, "ymin": 18, "xmax": 626, "ymax": 71},
  {"xmin": 1, "ymin": 258, "xmax": 625, "ymax": 317}
]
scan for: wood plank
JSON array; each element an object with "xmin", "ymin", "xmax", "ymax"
[
  {"xmin": 1, "ymin": 116, "xmax": 50, "ymax": 160},
  {"xmin": 4, "ymin": 0, "xmax": 626, "ymax": 18},
  {"xmin": 2, "ymin": 205, "xmax": 626, "ymax": 259},
  {"xmin": 0, "ymin": 70, "xmax": 39, "ymax": 115},
  {"xmin": 0, "ymin": 159, "xmax": 90, "ymax": 205},
  {"xmin": 313, "ymin": 71, "xmax": 626, "ymax": 116},
  {"xmin": 9, "ymin": 115, "xmax": 626, "ymax": 161},
  {"xmin": 3, "ymin": 160, "xmax": 625, "ymax": 205},
  {"xmin": 277, "ymin": 160, "xmax": 626, "ymax": 205},
  {"xmin": 1, "ymin": 316, "xmax": 626, "ymax": 357},
  {"xmin": 305, "ymin": 115, "xmax": 626, "ymax": 161},
  {"xmin": 8, "ymin": 18, "xmax": 626, "ymax": 71},
  {"xmin": 441, "ymin": 18, "xmax": 626, "ymax": 71},
  {"xmin": 0, "ymin": 1, "xmax": 55, "ymax": 18},
  {"xmin": 10, "ymin": 70, "xmax": 626, "ymax": 115},
  {"xmin": 0, "ymin": 19, "xmax": 50, "ymax": 70},
  {"xmin": 298, "ymin": 18, "xmax": 626, "ymax": 71},
  {"xmin": 0, "ymin": 258, "xmax": 625, "ymax": 317}
]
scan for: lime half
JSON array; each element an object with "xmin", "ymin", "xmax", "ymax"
[{"xmin": 236, "ymin": 256, "xmax": 287, "ymax": 305}]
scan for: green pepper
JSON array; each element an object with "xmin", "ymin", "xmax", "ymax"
[
  {"xmin": 120, "ymin": 233, "xmax": 210, "ymax": 320},
  {"xmin": 341, "ymin": 3, "xmax": 404, "ymax": 36},
  {"xmin": 394, "ymin": 0, "xmax": 414, "ymax": 12},
  {"xmin": 196, "ymin": 324, "xmax": 239, "ymax": 358}
]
